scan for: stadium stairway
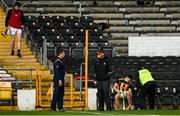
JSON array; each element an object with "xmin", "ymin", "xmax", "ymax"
[{"xmin": 0, "ymin": 8, "xmax": 85, "ymax": 110}]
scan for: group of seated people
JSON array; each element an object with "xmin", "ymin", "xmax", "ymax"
[{"xmin": 113, "ymin": 74, "xmax": 135, "ymax": 110}]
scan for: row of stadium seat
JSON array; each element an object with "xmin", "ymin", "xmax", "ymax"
[
  {"xmin": 46, "ymin": 42, "xmax": 113, "ymax": 61},
  {"xmin": 25, "ymin": 16, "xmax": 94, "ymax": 23}
]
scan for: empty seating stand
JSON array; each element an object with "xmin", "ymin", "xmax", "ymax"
[{"xmin": 24, "ymin": 15, "xmax": 113, "ymax": 60}]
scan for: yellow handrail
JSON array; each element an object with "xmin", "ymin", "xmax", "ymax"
[
  {"xmin": 37, "ymin": 73, "xmax": 74, "ymax": 108},
  {"xmin": 35, "ymin": 70, "xmax": 39, "ymax": 107},
  {"xmin": 85, "ymin": 30, "xmax": 89, "ymax": 109}
]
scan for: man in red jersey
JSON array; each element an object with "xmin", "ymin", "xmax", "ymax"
[{"xmin": 5, "ymin": 2, "xmax": 24, "ymax": 57}]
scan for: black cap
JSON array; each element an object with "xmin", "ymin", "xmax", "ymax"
[{"xmin": 14, "ymin": 2, "xmax": 21, "ymax": 7}]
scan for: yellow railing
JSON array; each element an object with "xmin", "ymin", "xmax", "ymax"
[{"xmin": 36, "ymin": 71, "xmax": 74, "ymax": 108}]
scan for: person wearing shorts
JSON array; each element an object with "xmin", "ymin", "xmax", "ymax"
[
  {"xmin": 5, "ymin": 2, "xmax": 24, "ymax": 57},
  {"xmin": 114, "ymin": 75, "xmax": 134, "ymax": 110}
]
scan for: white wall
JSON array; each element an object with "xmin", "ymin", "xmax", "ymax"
[{"xmin": 128, "ymin": 36, "xmax": 180, "ymax": 56}]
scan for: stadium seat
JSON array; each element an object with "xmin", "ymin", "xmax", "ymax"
[
  {"xmin": 71, "ymin": 43, "xmax": 84, "ymax": 59},
  {"xmin": 38, "ymin": 16, "xmax": 51, "ymax": 22},
  {"xmin": 51, "ymin": 16, "xmax": 65, "ymax": 23},
  {"xmin": 68, "ymin": 22, "xmax": 83, "ymax": 30},
  {"xmin": 54, "ymin": 22, "xmax": 69, "ymax": 29},
  {"xmin": 41, "ymin": 22, "xmax": 55, "ymax": 29},
  {"xmin": 0, "ymin": 82, "xmax": 13, "ymax": 106},
  {"xmin": 65, "ymin": 16, "xmax": 79, "ymax": 23},
  {"xmin": 24, "ymin": 15, "xmax": 37, "ymax": 22},
  {"xmin": 80, "ymin": 16, "xmax": 94, "ymax": 23},
  {"xmin": 88, "ymin": 43, "xmax": 99, "ymax": 59},
  {"xmin": 160, "ymin": 86, "xmax": 177, "ymax": 107},
  {"xmin": 25, "ymin": 22, "xmax": 41, "ymax": 31},
  {"xmin": 49, "ymin": 35, "xmax": 65, "ymax": 43}
]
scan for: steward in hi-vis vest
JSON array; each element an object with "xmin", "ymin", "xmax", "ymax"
[{"xmin": 136, "ymin": 65, "xmax": 156, "ymax": 110}]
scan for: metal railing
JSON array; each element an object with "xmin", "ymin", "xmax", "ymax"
[
  {"xmin": 1, "ymin": 0, "xmax": 11, "ymax": 12},
  {"xmin": 80, "ymin": 63, "xmax": 85, "ymax": 100},
  {"xmin": 0, "ymin": 68, "xmax": 35, "ymax": 89},
  {"xmin": 37, "ymin": 73, "xmax": 74, "ymax": 108}
]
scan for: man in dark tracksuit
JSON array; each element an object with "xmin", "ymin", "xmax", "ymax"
[
  {"xmin": 94, "ymin": 49, "xmax": 112, "ymax": 111},
  {"xmin": 135, "ymin": 65, "xmax": 156, "ymax": 109},
  {"xmin": 51, "ymin": 49, "xmax": 65, "ymax": 112}
]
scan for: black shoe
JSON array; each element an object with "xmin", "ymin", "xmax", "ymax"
[
  {"xmin": 17, "ymin": 51, "xmax": 22, "ymax": 57},
  {"xmin": 107, "ymin": 108, "xmax": 112, "ymax": 111},
  {"xmin": 98, "ymin": 109, "xmax": 104, "ymax": 111},
  {"xmin": 11, "ymin": 50, "xmax": 14, "ymax": 55}
]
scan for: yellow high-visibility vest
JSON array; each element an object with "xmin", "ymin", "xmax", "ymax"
[{"xmin": 139, "ymin": 69, "xmax": 154, "ymax": 85}]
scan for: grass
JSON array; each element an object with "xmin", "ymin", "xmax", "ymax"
[{"xmin": 0, "ymin": 110, "xmax": 180, "ymax": 115}]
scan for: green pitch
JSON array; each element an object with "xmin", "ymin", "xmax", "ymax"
[{"xmin": 0, "ymin": 110, "xmax": 180, "ymax": 116}]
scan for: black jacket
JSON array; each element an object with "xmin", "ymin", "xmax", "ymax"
[{"xmin": 94, "ymin": 57, "xmax": 112, "ymax": 81}]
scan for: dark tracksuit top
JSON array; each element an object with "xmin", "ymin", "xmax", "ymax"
[
  {"xmin": 94, "ymin": 57, "xmax": 112, "ymax": 110},
  {"xmin": 94, "ymin": 57, "xmax": 112, "ymax": 81},
  {"xmin": 53, "ymin": 58, "xmax": 65, "ymax": 86},
  {"xmin": 5, "ymin": 8, "xmax": 24, "ymax": 29}
]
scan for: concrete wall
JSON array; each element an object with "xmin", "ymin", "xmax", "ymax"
[{"xmin": 128, "ymin": 36, "xmax": 180, "ymax": 56}]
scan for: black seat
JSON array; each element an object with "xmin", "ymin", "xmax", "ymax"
[
  {"xmin": 45, "ymin": 28, "xmax": 59, "ymax": 36},
  {"xmin": 24, "ymin": 15, "xmax": 37, "ymax": 22},
  {"xmin": 38, "ymin": 16, "xmax": 51, "ymax": 22},
  {"xmin": 41, "ymin": 22, "xmax": 54, "ymax": 29},
  {"xmin": 66, "ymin": 16, "xmax": 79, "ymax": 23},
  {"xmin": 49, "ymin": 35, "xmax": 65, "ymax": 43},
  {"xmin": 160, "ymin": 86, "xmax": 177, "ymax": 107},
  {"xmin": 68, "ymin": 22, "xmax": 82, "ymax": 30},
  {"xmin": 25, "ymin": 22, "xmax": 41, "ymax": 31},
  {"xmin": 82, "ymin": 22, "xmax": 98, "ymax": 29},
  {"xmin": 88, "ymin": 43, "xmax": 99, "ymax": 59},
  {"xmin": 53, "ymin": 22, "xmax": 68, "ymax": 29},
  {"xmin": 65, "ymin": 35, "xmax": 79, "ymax": 43},
  {"xmin": 89, "ymin": 28, "xmax": 103, "ymax": 36},
  {"xmin": 59, "ymin": 28, "xmax": 73, "ymax": 37},
  {"xmin": 71, "ymin": 43, "xmax": 84, "ymax": 59},
  {"xmin": 80, "ymin": 16, "xmax": 93, "ymax": 23},
  {"xmin": 51, "ymin": 16, "xmax": 64, "ymax": 23}
]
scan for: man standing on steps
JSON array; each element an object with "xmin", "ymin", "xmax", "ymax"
[
  {"xmin": 51, "ymin": 49, "xmax": 66, "ymax": 112},
  {"xmin": 5, "ymin": 1, "xmax": 24, "ymax": 57}
]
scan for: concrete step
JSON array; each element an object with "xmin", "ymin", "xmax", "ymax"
[
  {"xmin": 0, "ymin": 48, "xmax": 31, "ymax": 51},
  {"xmin": 11, "ymin": 75, "xmax": 52, "ymax": 81},
  {"xmin": 0, "ymin": 46, "xmax": 29, "ymax": 49},
  {"xmin": 3, "ymin": 65, "xmax": 48, "ymax": 70},
  {"xmin": 0, "ymin": 52, "xmax": 33, "ymax": 55},
  {"xmin": 10, "ymin": 70, "xmax": 51, "ymax": 76},
  {"xmin": 0, "ymin": 55, "xmax": 35, "ymax": 59},
  {"xmin": 0, "ymin": 41, "xmax": 26, "ymax": 44},
  {"xmin": 0, "ymin": 62, "xmax": 41, "ymax": 66},
  {"xmin": 0, "ymin": 59, "xmax": 38, "ymax": 63}
]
